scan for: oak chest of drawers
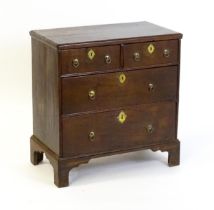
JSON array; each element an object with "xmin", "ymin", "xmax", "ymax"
[{"xmin": 30, "ymin": 21, "xmax": 182, "ymax": 187}]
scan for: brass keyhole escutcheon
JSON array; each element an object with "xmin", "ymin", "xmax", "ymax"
[
  {"xmin": 117, "ymin": 111, "xmax": 127, "ymax": 124},
  {"xmin": 119, "ymin": 73, "xmax": 126, "ymax": 84},
  {"xmin": 88, "ymin": 49, "xmax": 95, "ymax": 60},
  {"xmin": 147, "ymin": 44, "xmax": 155, "ymax": 54}
]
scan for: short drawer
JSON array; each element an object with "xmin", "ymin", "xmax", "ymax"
[
  {"xmin": 62, "ymin": 102, "xmax": 176, "ymax": 157},
  {"xmin": 62, "ymin": 66, "xmax": 178, "ymax": 114},
  {"xmin": 123, "ymin": 40, "xmax": 178, "ymax": 69},
  {"xmin": 60, "ymin": 45, "xmax": 120, "ymax": 75}
]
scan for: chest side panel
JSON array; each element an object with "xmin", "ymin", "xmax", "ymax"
[{"xmin": 32, "ymin": 38, "xmax": 60, "ymax": 155}]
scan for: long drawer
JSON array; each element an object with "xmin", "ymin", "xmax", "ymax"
[
  {"xmin": 62, "ymin": 66, "xmax": 178, "ymax": 114},
  {"xmin": 62, "ymin": 102, "xmax": 176, "ymax": 157}
]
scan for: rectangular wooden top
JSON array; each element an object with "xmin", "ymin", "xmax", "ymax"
[{"xmin": 30, "ymin": 21, "xmax": 182, "ymax": 49}]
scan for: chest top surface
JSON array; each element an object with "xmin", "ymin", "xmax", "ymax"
[{"xmin": 30, "ymin": 21, "xmax": 182, "ymax": 49}]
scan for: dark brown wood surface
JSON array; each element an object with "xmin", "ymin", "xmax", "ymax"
[
  {"xmin": 62, "ymin": 102, "xmax": 176, "ymax": 157},
  {"xmin": 62, "ymin": 66, "xmax": 178, "ymax": 114},
  {"xmin": 124, "ymin": 40, "xmax": 178, "ymax": 69},
  {"xmin": 31, "ymin": 38, "xmax": 60, "ymax": 155},
  {"xmin": 60, "ymin": 45, "xmax": 120, "ymax": 74},
  {"xmin": 30, "ymin": 21, "xmax": 182, "ymax": 49}
]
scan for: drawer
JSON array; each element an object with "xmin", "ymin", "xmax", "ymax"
[
  {"xmin": 62, "ymin": 102, "xmax": 176, "ymax": 157},
  {"xmin": 62, "ymin": 66, "xmax": 178, "ymax": 114},
  {"xmin": 123, "ymin": 40, "xmax": 178, "ymax": 69},
  {"xmin": 60, "ymin": 45, "xmax": 120, "ymax": 74}
]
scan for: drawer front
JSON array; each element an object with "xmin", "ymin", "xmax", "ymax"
[
  {"xmin": 62, "ymin": 66, "xmax": 178, "ymax": 114},
  {"xmin": 123, "ymin": 40, "xmax": 178, "ymax": 69},
  {"xmin": 60, "ymin": 45, "xmax": 120, "ymax": 74},
  {"xmin": 62, "ymin": 102, "xmax": 176, "ymax": 157}
]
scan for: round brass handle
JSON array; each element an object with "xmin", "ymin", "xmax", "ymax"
[
  {"xmin": 105, "ymin": 55, "xmax": 111, "ymax": 64},
  {"xmin": 148, "ymin": 83, "xmax": 155, "ymax": 91},
  {"xmin": 146, "ymin": 124, "xmax": 154, "ymax": 134},
  {"xmin": 163, "ymin": 49, "xmax": 170, "ymax": 58},
  {"xmin": 72, "ymin": 58, "xmax": 79, "ymax": 68},
  {"xmin": 89, "ymin": 131, "xmax": 95, "ymax": 141},
  {"xmin": 88, "ymin": 90, "xmax": 96, "ymax": 100},
  {"xmin": 133, "ymin": 52, "xmax": 140, "ymax": 61}
]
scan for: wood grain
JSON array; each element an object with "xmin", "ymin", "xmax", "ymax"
[
  {"xmin": 62, "ymin": 102, "xmax": 176, "ymax": 157},
  {"xmin": 31, "ymin": 38, "xmax": 60, "ymax": 155},
  {"xmin": 62, "ymin": 66, "xmax": 178, "ymax": 114},
  {"xmin": 60, "ymin": 45, "xmax": 120, "ymax": 74},
  {"xmin": 123, "ymin": 40, "xmax": 179, "ymax": 69},
  {"xmin": 30, "ymin": 21, "xmax": 182, "ymax": 49}
]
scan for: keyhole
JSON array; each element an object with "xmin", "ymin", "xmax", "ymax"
[
  {"xmin": 117, "ymin": 111, "xmax": 127, "ymax": 123},
  {"xmin": 88, "ymin": 49, "xmax": 95, "ymax": 60},
  {"xmin": 148, "ymin": 44, "xmax": 155, "ymax": 54}
]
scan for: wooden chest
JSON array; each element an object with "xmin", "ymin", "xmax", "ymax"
[{"xmin": 30, "ymin": 21, "xmax": 182, "ymax": 187}]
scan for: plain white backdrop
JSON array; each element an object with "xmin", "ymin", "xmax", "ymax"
[{"xmin": 0, "ymin": 0, "xmax": 214, "ymax": 209}]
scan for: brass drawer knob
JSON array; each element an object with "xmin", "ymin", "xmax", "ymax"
[
  {"xmin": 148, "ymin": 83, "xmax": 154, "ymax": 91},
  {"xmin": 163, "ymin": 49, "xmax": 170, "ymax": 58},
  {"xmin": 146, "ymin": 124, "xmax": 154, "ymax": 134},
  {"xmin": 89, "ymin": 131, "xmax": 95, "ymax": 141},
  {"xmin": 72, "ymin": 58, "xmax": 79, "ymax": 68},
  {"xmin": 105, "ymin": 55, "xmax": 111, "ymax": 64},
  {"xmin": 133, "ymin": 52, "xmax": 140, "ymax": 61},
  {"xmin": 88, "ymin": 90, "xmax": 96, "ymax": 100}
]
